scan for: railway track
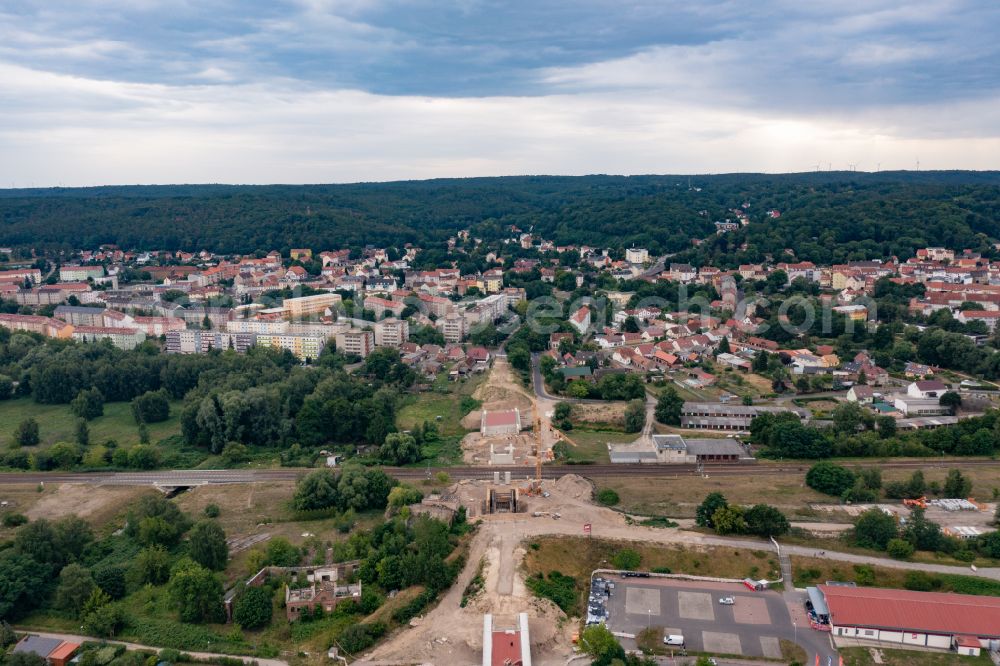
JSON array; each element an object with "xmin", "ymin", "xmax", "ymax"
[{"xmin": 0, "ymin": 457, "xmax": 998, "ymax": 486}]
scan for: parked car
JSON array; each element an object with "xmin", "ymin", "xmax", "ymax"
[
  {"xmin": 718, "ymin": 596, "xmax": 735, "ymax": 605},
  {"xmin": 663, "ymin": 634, "xmax": 685, "ymax": 646}
]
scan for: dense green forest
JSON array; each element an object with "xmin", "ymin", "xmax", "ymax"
[{"xmin": 2, "ymin": 172, "xmax": 1000, "ymax": 264}]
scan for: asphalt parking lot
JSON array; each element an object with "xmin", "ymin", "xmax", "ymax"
[{"xmin": 605, "ymin": 578, "xmax": 799, "ymax": 658}]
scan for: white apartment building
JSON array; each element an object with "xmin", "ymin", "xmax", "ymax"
[
  {"xmin": 439, "ymin": 312, "xmax": 467, "ymax": 343},
  {"xmin": 166, "ymin": 330, "xmax": 255, "ymax": 354},
  {"xmin": 73, "ymin": 326, "xmax": 146, "ymax": 350},
  {"xmin": 625, "ymin": 248, "xmax": 649, "ymax": 264},
  {"xmin": 255, "ymin": 333, "xmax": 326, "ymax": 361},
  {"xmin": 59, "ymin": 265, "xmax": 105, "ymax": 281},
  {"xmin": 285, "ymin": 292, "xmax": 342, "ymax": 319},
  {"xmin": 227, "ymin": 319, "xmax": 291, "ymax": 335},
  {"xmin": 374, "ymin": 318, "xmax": 409, "ymax": 348}
]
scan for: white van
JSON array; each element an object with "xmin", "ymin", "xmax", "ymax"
[{"xmin": 663, "ymin": 634, "xmax": 685, "ymax": 646}]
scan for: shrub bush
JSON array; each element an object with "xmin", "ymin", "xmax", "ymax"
[
  {"xmin": 524, "ymin": 571, "xmax": 577, "ymax": 613},
  {"xmin": 2, "ymin": 513, "xmax": 28, "ymax": 527},
  {"xmin": 886, "ymin": 538, "xmax": 915, "ymax": 559},
  {"xmin": 596, "ymin": 488, "xmax": 620, "ymax": 506},
  {"xmin": 612, "ymin": 549, "xmax": 641, "ymax": 570}
]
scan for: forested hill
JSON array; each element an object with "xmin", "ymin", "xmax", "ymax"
[{"xmin": 2, "ymin": 171, "xmax": 1000, "ymax": 264}]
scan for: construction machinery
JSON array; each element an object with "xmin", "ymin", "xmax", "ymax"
[{"xmin": 521, "ymin": 406, "xmax": 547, "ymax": 496}]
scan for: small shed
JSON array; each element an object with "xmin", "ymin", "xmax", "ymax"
[
  {"xmin": 48, "ymin": 642, "xmax": 81, "ymax": 666},
  {"xmin": 954, "ymin": 635, "xmax": 982, "ymax": 657},
  {"xmin": 12, "ymin": 636, "xmax": 79, "ymax": 666}
]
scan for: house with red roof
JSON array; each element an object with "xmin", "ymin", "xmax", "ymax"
[
  {"xmin": 569, "ymin": 306, "xmax": 591, "ymax": 334},
  {"xmin": 483, "ymin": 613, "xmax": 531, "ymax": 666}
]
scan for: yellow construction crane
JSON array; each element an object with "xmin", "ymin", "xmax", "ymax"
[{"xmin": 534, "ymin": 407, "xmax": 543, "ymax": 492}]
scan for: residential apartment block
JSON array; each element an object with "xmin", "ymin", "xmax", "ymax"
[
  {"xmin": 72, "ymin": 326, "xmax": 146, "ymax": 350},
  {"xmin": 0, "ymin": 313, "xmax": 74, "ymax": 338},
  {"xmin": 439, "ymin": 311, "xmax": 467, "ymax": 343},
  {"xmin": 336, "ymin": 328, "xmax": 375, "ymax": 358},
  {"xmin": 285, "ymin": 292, "xmax": 342, "ymax": 319},
  {"xmin": 374, "ymin": 318, "xmax": 409, "ymax": 348},
  {"xmin": 59, "ymin": 265, "xmax": 105, "ymax": 281}
]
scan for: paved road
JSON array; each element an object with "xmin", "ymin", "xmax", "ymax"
[{"xmin": 12, "ymin": 630, "xmax": 289, "ymax": 666}]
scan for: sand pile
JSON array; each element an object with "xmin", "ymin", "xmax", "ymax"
[{"xmin": 552, "ymin": 474, "xmax": 593, "ymax": 502}]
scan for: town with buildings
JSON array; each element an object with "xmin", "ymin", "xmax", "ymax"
[
  {"xmin": 4, "ymin": 219, "xmax": 1000, "ymax": 666},
  {"xmin": 2, "ymin": 1, "xmax": 1000, "ymax": 662}
]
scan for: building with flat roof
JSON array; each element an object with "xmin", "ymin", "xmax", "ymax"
[
  {"xmin": 440, "ymin": 311, "xmax": 467, "ymax": 343},
  {"xmin": 819, "ymin": 584, "xmax": 1000, "ymax": 655},
  {"xmin": 483, "ymin": 613, "xmax": 531, "ymax": 666},
  {"xmin": 227, "ymin": 319, "xmax": 290, "ymax": 335},
  {"xmin": 609, "ymin": 434, "xmax": 752, "ymax": 464},
  {"xmin": 166, "ymin": 330, "xmax": 255, "ymax": 354},
  {"xmin": 255, "ymin": 333, "xmax": 325, "ymax": 361},
  {"xmin": 893, "ymin": 396, "xmax": 950, "ymax": 417},
  {"xmin": 374, "ymin": 317, "xmax": 409, "ymax": 348},
  {"xmin": 337, "ymin": 328, "xmax": 375, "ymax": 358}
]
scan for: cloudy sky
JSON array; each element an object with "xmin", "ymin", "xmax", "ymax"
[{"xmin": 2, "ymin": 0, "xmax": 999, "ymax": 186}]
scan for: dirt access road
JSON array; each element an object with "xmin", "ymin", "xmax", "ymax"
[
  {"xmin": 462, "ymin": 357, "xmax": 562, "ymax": 466},
  {"xmin": 357, "ymin": 474, "xmax": 1000, "ymax": 665}
]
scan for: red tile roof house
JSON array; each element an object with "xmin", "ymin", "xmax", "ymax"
[
  {"xmin": 569, "ymin": 306, "xmax": 591, "ymax": 334},
  {"xmin": 480, "ymin": 409, "xmax": 522, "ymax": 436},
  {"xmin": 549, "ymin": 332, "xmax": 574, "ymax": 350},
  {"xmin": 466, "ymin": 346, "xmax": 491, "ymax": 367}
]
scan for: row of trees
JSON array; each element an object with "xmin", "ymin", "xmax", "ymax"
[
  {"xmin": 750, "ymin": 408, "xmax": 1000, "ymax": 459},
  {"xmin": 852, "ymin": 506, "xmax": 1000, "ymax": 561},
  {"xmin": 806, "ymin": 462, "xmax": 975, "ymax": 503}
]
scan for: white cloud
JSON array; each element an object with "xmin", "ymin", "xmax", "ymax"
[{"xmin": 0, "ymin": 61, "xmax": 998, "ymax": 186}]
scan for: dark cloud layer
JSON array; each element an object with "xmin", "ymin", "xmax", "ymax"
[
  {"xmin": 3, "ymin": 1, "xmax": 998, "ymax": 104},
  {"xmin": 0, "ymin": 1, "xmax": 998, "ymax": 185}
]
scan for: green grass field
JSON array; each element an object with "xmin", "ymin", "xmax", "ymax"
[
  {"xmin": 0, "ymin": 397, "xmax": 183, "ymax": 449},
  {"xmin": 396, "ymin": 373, "xmax": 483, "ymax": 439},
  {"xmin": 841, "ymin": 646, "xmax": 992, "ymax": 666},
  {"xmin": 556, "ymin": 428, "xmax": 625, "ymax": 463}
]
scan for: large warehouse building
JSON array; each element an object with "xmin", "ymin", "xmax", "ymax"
[{"xmin": 817, "ymin": 584, "xmax": 1000, "ymax": 655}]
